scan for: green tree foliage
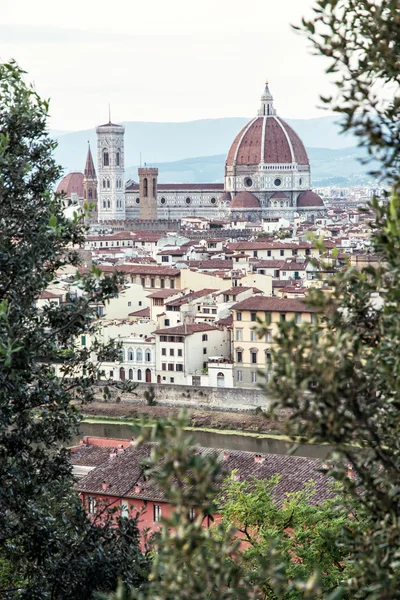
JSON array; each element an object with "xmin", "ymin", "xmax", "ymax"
[
  {"xmin": 220, "ymin": 476, "xmax": 357, "ymax": 599},
  {"xmin": 0, "ymin": 61, "xmax": 148, "ymax": 599},
  {"xmin": 263, "ymin": 2, "xmax": 400, "ymax": 598}
]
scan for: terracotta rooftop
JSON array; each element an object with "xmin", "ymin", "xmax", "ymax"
[
  {"xmin": 147, "ymin": 290, "xmax": 179, "ymax": 300},
  {"xmin": 56, "ymin": 172, "xmax": 84, "ymax": 198},
  {"xmin": 297, "ymin": 190, "xmax": 325, "ymax": 208},
  {"xmin": 165, "ymin": 289, "xmax": 218, "ymax": 307},
  {"xmin": 232, "ymin": 296, "xmax": 317, "ymax": 313},
  {"xmin": 73, "ymin": 440, "xmax": 334, "ymax": 505},
  {"xmin": 99, "ymin": 265, "xmax": 180, "ymax": 276},
  {"xmin": 226, "ymin": 116, "xmax": 309, "ymax": 167},
  {"xmin": 154, "ymin": 323, "xmax": 220, "ymax": 336},
  {"xmin": 128, "ymin": 307, "xmax": 150, "ymax": 318},
  {"xmin": 231, "ymin": 191, "xmax": 261, "ymax": 210}
]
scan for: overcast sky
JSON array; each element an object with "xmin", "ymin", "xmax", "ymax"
[{"xmin": 2, "ymin": 0, "xmax": 333, "ymax": 131}]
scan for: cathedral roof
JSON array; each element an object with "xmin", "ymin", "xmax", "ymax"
[
  {"xmin": 297, "ymin": 190, "xmax": 325, "ymax": 207},
  {"xmin": 270, "ymin": 191, "xmax": 289, "ymax": 199},
  {"xmin": 84, "ymin": 144, "xmax": 96, "ymax": 179},
  {"xmin": 56, "ymin": 172, "xmax": 84, "ymax": 198},
  {"xmin": 226, "ymin": 83, "xmax": 309, "ymax": 168},
  {"xmin": 231, "ymin": 191, "xmax": 261, "ymax": 209},
  {"xmin": 226, "ymin": 116, "xmax": 309, "ymax": 167}
]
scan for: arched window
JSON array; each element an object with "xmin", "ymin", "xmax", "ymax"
[
  {"xmin": 217, "ymin": 372, "xmax": 225, "ymax": 387},
  {"xmin": 103, "ymin": 150, "xmax": 109, "ymax": 167},
  {"xmin": 202, "ymin": 334, "xmax": 208, "ymax": 342},
  {"xmin": 137, "ymin": 369, "xmax": 142, "ymax": 381},
  {"xmin": 107, "ymin": 179, "xmax": 110, "ymax": 188},
  {"xmin": 116, "ymin": 151, "xmax": 120, "ymax": 166},
  {"xmin": 107, "ymin": 200, "xmax": 110, "ymax": 208},
  {"xmin": 128, "ymin": 348, "xmax": 134, "ymax": 361},
  {"xmin": 103, "ymin": 180, "xmax": 106, "ymax": 188},
  {"xmin": 136, "ymin": 349, "xmax": 143, "ymax": 362},
  {"xmin": 128, "ymin": 368, "xmax": 133, "ymax": 379},
  {"xmin": 152, "ymin": 178, "xmax": 156, "ymax": 198},
  {"xmin": 143, "ymin": 178, "xmax": 148, "ymax": 197},
  {"xmin": 145, "ymin": 349, "xmax": 151, "ymax": 362},
  {"xmin": 88, "ymin": 188, "xmax": 93, "ymax": 199},
  {"xmin": 103, "ymin": 200, "xmax": 106, "ymax": 208}
]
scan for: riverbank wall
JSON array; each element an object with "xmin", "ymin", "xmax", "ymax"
[{"xmin": 95, "ymin": 382, "xmax": 271, "ymax": 413}]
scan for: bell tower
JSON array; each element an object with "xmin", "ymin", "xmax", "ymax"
[
  {"xmin": 82, "ymin": 142, "xmax": 97, "ymax": 220},
  {"xmin": 138, "ymin": 166, "xmax": 158, "ymax": 220},
  {"xmin": 96, "ymin": 116, "xmax": 125, "ymax": 221}
]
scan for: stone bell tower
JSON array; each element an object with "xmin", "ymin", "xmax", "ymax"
[
  {"xmin": 139, "ymin": 166, "xmax": 158, "ymax": 220},
  {"xmin": 96, "ymin": 116, "xmax": 125, "ymax": 221}
]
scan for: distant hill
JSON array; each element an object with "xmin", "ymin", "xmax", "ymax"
[
  {"xmin": 124, "ymin": 147, "xmax": 380, "ymax": 188},
  {"xmin": 52, "ymin": 115, "xmax": 356, "ymax": 176}
]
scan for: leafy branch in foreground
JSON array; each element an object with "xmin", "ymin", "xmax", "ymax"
[{"xmin": 0, "ymin": 60, "xmax": 148, "ymax": 599}]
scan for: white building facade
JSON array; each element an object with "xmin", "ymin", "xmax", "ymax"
[{"xmin": 96, "ymin": 121, "xmax": 126, "ymax": 221}]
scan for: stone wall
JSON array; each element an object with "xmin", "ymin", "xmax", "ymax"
[{"xmin": 96, "ymin": 381, "xmax": 271, "ymax": 412}]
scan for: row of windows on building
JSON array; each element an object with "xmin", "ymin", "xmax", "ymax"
[
  {"xmin": 101, "ymin": 199, "xmax": 124, "ymax": 209},
  {"xmin": 102, "ymin": 178, "xmax": 123, "ymax": 189},
  {"xmin": 235, "ymin": 370, "xmax": 262, "ymax": 383},
  {"xmin": 122, "ymin": 348, "xmax": 152, "ymax": 362},
  {"xmin": 87, "ymin": 498, "xmax": 195, "ymax": 522},
  {"xmin": 236, "ymin": 312, "xmax": 316, "ymax": 324},
  {"xmin": 102, "ymin": 150, "xmax": 121, "ymax": 167},
  {"xmin": 235, "ymin": 329, "xmax": 272, "ymax": 342},
  {"xmin": 107, "ymin": 367, "xmax": 151, "ymax": 380},
  {"xmin": 235, "ymin": 348, "xmax": 272, "ymax": 365}
]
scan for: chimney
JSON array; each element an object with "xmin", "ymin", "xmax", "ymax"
[
  {"xmin": 110, "ymin": 449, "xmax": 118, "ymax": 459},
  {"xmin": 232, "ymin": 473, "xmax": 240, "ymax": 481},
  {"xmin": 102, "ymin": 481, "xmax": 109, "ymax": 491},
  {"xmin": 347, "ymin": 463, "xmax": 355, "ymax": 479},
  {"xmin": 223, "ymin": 451, "xmax": 230, "ymax": 461},
  {"xmin": 254, "ymin": 454, "xmax": 265, "ymax": 464},
  {"xmin": 118, "ymin": 445, "xmax": 125, "ymax": 454},
  {"xmin": 134, "ymin": 485, "xmax": 142, "ymax": 494}
]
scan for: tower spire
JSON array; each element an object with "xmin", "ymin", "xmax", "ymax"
[
  {"xmin": 258, "ymin": 79, "xmax": 276, "ymax": 116},
  {"xmin": 108, "ymin": 103, "xmax": 111, "ymax": 124},
  {"xmin": 84, "ymin": 142, "xmax": 96, "ymax": 179}
]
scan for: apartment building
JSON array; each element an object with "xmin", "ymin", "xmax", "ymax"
[
  {"xmin": 154, "ymin": 323, "xmax": 230, "ymax": 385},
  {"xmin": 231, "ymin": 296, "xmax": 317, "ymax": 388}
]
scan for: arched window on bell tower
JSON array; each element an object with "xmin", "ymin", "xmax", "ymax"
[
  {"xmin": 152, "ymin": 178, "xmax": 156, "ymax": 198},
  {"xmin": 116, "ymin": 150, "xmax": 120, "ymax": 167},
  {"xmin": 103, "ymin": 150, "xmax": 109, "ymax": 167},
  {"xmin": 143, "ymin": 178, "xmax": 148, "ymax": 197},
  {"xmin": 88, "ymin": 189, "xmax": 93, "ymax": 199}
]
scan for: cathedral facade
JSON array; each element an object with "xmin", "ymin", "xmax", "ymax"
[{"xmin": 57, "ymin": 82, "xmax": 326, "ymax": 223}]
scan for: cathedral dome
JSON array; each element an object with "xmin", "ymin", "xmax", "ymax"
[
  {"xmin": 231, "ymin": 191, "xmax": 261, "ymax": 209},
  {"xmin": 226, "ymin": 82, "xmax": 309, "ymax": 169},
  {"xmin": 297, "ymin": 190, "xmax": 324, "ymax": 207},
  {"xmin": 56, "ymin": 172, "xmax": 84, "ymax": 198},
  {"xmin": 226, "ymin": 116, "xmax": 309, "ymax": 167}
]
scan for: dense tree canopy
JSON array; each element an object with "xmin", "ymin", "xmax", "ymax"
[{"xmin": 0, "ymin": 61, "xmax": 148, "ymax": 599}]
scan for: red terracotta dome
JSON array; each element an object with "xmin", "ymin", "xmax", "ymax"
[
  {"xmin": 219, "ymin": 191, "xmax": 232, "ymax": 202},
  {"xmin": 56, "ymin": 172, "xmax": 84, "ymax": 198},
  {"xmin": 231, "ymin": 191, "xmax": 261, "ymax": 209},
  {"xmin": 226, "ymin": 116, "xmax": 309, "ymax": 167},
  {"xmin": 297, "ymin": 190, "xmax": 324, "ymax": 208}
]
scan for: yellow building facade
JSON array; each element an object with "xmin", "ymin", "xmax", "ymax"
[{"xmin": 231, "ymin": 296, "xmax": 316, "ymax": 388}]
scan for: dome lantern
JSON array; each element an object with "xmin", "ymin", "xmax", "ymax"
[{"xmin": 258, "ymin": 80, "xmax": 276, "ymax": 116}]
